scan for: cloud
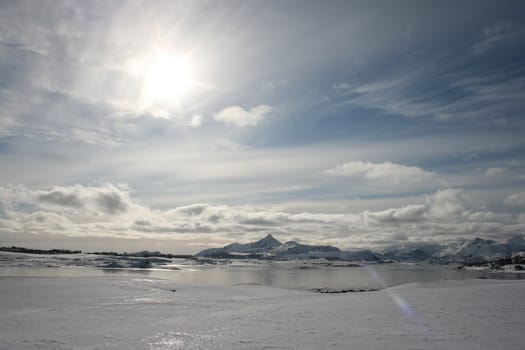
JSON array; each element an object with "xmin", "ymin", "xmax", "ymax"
[
  {"xmin": 261, "ymin": 79, "xmax": 287, "ymax": 91},
  {"xmin": 330, "ymin": 22, "xmax": 525, "ymax": 126},
  {"xmin": 366, "ymin": 204, "xmax": 427, "ymax": 223},
  {"xmin": 505, "ymin": 192, "xmax": 525, "ymax": 207},
  {"xmin": 366, "ymin": 189, "xmax": 466, "ymax": 223},
  {"xmin": 1, "ymin": 184, "xmax": 523, "ymax": 250},
  {"xmin": 95, "ymin": 191, "xmax": 128, "ymax": 215},
  {"xmin": 37, "ymin": 191, "xmax": 84, "ymax": 208},
  {"xmin": 212, "ymin": 139, "xmax": 244, "ymax": 151},
  {"xmin": 484, "ymin": 167, "xmax": 505, "ymax": 176},
  {"xmin": 0, "ymin": 1, "xmax": 220, "ymax": 145},
  {"xmin": 213, "ymin": 105, "xmax": 273, "ymax": 127},
  {"xmin": 189, "ymin": 114, "xmax": 203, "ymax": 128},
  {"xmin": 426, "ymin": 188, "xmax": 467, "ymax": 219},
  {"xmin": 325, "ymin": 160, "xmax": 441, "ymax": 187},
  {"xmin": 34, "ymin": 184, "xmax": 132, "ymax": 215},
  {"xmin": 473, "ymin": 22, "xmax": 525, "ymax": 54}
]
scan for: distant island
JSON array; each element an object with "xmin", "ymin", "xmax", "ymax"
[
  {"xmin": 0, "ymin": 246, "xmax": 192, "ymax": 259},
  {"xmin": 2, "ymin": 234, "xmax": 525, "ymax": 268},
  {"xmin": 196, "ymin": 234, "xmax": 525, "ymax": 267},
  {"xmin": 0, "ymin": 246, "xmax": 82, "ymax": 255}
]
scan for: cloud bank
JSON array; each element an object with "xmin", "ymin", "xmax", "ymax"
[{"xmin": 1, "ymin": 184, "xmax": 523, "ymax": 251}]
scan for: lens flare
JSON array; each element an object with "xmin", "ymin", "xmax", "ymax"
[{"xmin": 363, "ymin": 265, "xmax": 420, "ymax": 324}]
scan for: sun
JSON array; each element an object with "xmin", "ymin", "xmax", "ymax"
[{"xmin": 142, "ymin": 53, "xmax": 193, "ymax": 103}]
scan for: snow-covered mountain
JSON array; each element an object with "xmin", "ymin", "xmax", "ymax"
[
  {"xmin": 224, "ymin": 234, "xmax": 282, "ymax": 253},
  {"xmin": 382, "ymin": 243, "xmax": 443, "ymax": 262},
  {"xmin": 196, "ymin": 234, "xmax": 382, "ymax": 261},
  {"xmin": 506, "ymin": 235, "xmax": 525, "ymax": 253},
  {"xmin": 272, "ymin": 240, "xmax": 341, "ymax": 259},
  {"xmin": 196, "ymin": 234, "xmax": 525, "ymax": 263},
  {"xmin": 196, "ymin": 234, "xmax": 282, "ymax": 258},
  {"xmin": 431, "ymin": 237, "xmax": 511, "ymax": 263},
  {"xmin": 383, "ymin": 237, "xmax": 525, "ymax": 263},
  {"xmin": 340, "ymin": 249, "xmax": 382, "ymax": 262}
]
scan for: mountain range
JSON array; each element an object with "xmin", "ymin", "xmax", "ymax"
[{"xmin": 196, "ymin": 234, "xmax": 525, "ymax": 263}]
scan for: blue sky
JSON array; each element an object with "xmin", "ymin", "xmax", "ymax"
[{"xmin": 1, "ymin": 0, "xmax": 525, "ymax": 253}]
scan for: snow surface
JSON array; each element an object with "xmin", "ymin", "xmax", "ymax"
[
  {"xmin": 1, "ymin": 274, "xmax": 524, "ymax": 349},
  {"xmin": 0, "ymin": 251, "xmax": 192, "ymax": 270}
]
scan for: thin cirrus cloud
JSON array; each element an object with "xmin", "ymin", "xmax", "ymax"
[
  {"xmin": 332, "ymin": 72, "xmax": 525, "ymax": 124},
  {"xmin": 473, "ymin": 22, "xmax": 525, "ymax": 54},
  {"xmin": 329, "ymin": 20, "xmax": 525, "ymax": 125},
  {"xmin": 213, "ymin": 105, "xmax": 273, "ymax": 127}
]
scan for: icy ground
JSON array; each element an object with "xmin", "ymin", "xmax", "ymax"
[
  {"xmin": 0, "ymin": 251, "xmax": 189, "ymax": 270},
  {"xmin": 0, "ymin": 251, "xmax": 365, "ymax": 272},
  {"xmin": 1, "ymin": 275, "xmax": 524, "ymax": 349}
]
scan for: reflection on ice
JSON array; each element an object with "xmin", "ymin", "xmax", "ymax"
[
  {"xmin": 147, "ymin": 331, "xmax": 194, "ymax": 350},
  {"xmin": 145, "ymin": 331, "xmax": 224, "ymax": 350}
]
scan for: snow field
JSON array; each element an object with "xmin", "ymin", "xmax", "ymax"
[{"xmin": 1, "ymin": 276, "xmax": 524, "ymax": 349}]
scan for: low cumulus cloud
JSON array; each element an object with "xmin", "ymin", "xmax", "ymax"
[
  {"xmin": 484, "ymin": 167, "xmax": 505, "ymax": 176},
  {"xmin": 189, "ymin": 114, "xmax": 203, "ymax": 128},
  {"xmin": 366, "ymin": 189, "xmax": 467, "ymax": 223},
  {"xmin": 35, "ymin": 184, "xmax": 131, "ymax": 215},
  {"xmin": 505, "ymin": 192, "xmax": 525, "ymax": 207},
  {"xmin": 1, "ymin": 184, "xmax": 524, "ymax": 249},
  {"xmin": 213, "ymin": 105, "xmax": 273, "ymax": 127},
  {"xmin": 325, "ymin": 160, "xmax": 443, "ymax": 189}
]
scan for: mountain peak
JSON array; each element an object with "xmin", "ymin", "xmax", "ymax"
[
  {"xmin": 507, "ymin": 235, "xmax": 525, "ymax": 244},
  {"xmin": 254, "ymin": 234, "xmax": 282, "ymax": 248},
  {"xmin": 507, "ymin": 235, "xmax": 525, "ymax": 252},
  {"xmin": 468, "ymin": 237, "xmax": 495, "ymax": 246},
  {"xmin": 218, "ymin": 234, "xmax": 282, "ymax": 254}
]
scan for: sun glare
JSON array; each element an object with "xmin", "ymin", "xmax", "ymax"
[{"xmin": 142, "ymin": 54, "xmax": 193, "ymax": 103}]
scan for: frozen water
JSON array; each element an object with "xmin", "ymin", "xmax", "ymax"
[
  {"xmin": 1, "ymin": 274, "xmax": 524, "ymax": 349},
  {"xmin": 4, "ymin": 251, "xmax": 524, "ymax": 292}
]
